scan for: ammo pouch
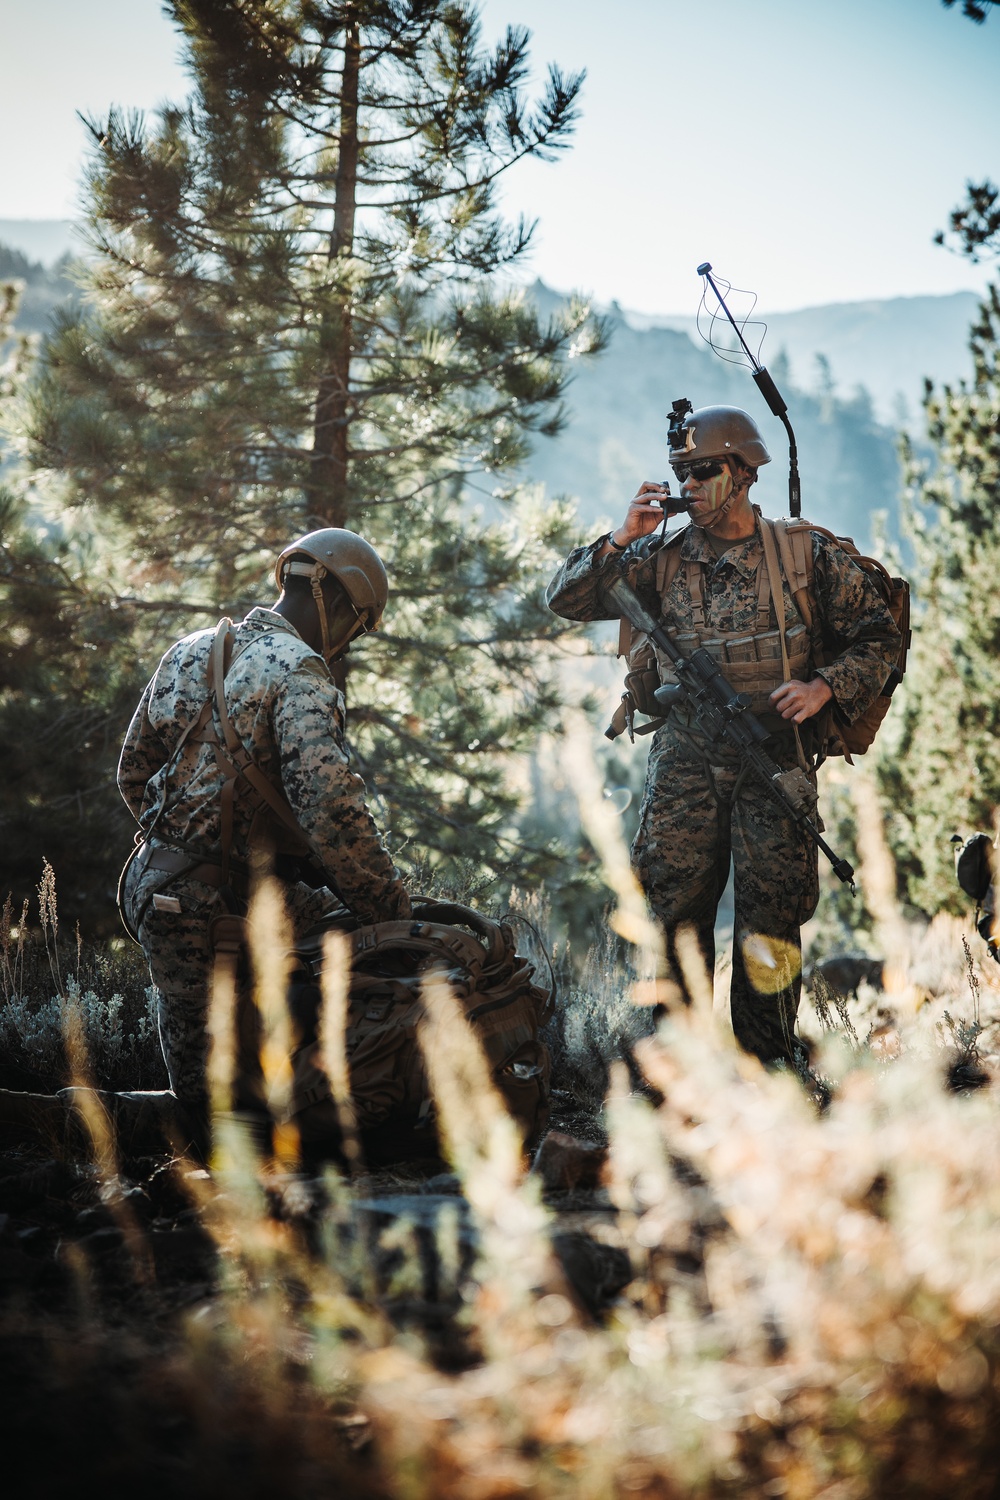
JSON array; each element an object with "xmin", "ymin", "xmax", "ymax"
[{"xmin": 606, "ymin": 634, "xmax": 666, "ymax": 742}]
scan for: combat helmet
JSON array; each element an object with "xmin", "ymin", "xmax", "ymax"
[
  {"xmin": 275, "ymin": 528, "xmax": 388, "ymax": 659},
  {"xmin": 667, "ymin": 403, "xmax": 771, "ymax": 469}
]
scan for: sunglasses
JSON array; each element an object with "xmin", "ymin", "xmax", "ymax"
[{"xmin": 671, "ymin": 458, "xmax": 727, "ymax": 483}]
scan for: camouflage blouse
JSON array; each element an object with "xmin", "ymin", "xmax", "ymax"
[
  {"xmin": 118, "ymin": 608, "xmax": 409, "ymax": 924},
  {"xmin": 545, "ymin": 518, "xmax": 900, "ymax": 727}
]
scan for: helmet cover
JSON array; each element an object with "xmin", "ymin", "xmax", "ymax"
[
  {"xmin": 667, "ymin": 404, "xmax": 771, "ymax": 469},
  {"xmin": 275, "ymin": 528, "xmax": 389, "ymax": 630}
]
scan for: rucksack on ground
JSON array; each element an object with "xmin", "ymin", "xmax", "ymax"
[{"xmin": 290, "ymin": 899, "xmax": 554, "ymax": 1147}]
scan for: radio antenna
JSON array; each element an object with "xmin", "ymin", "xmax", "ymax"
[{"xmin": 696, "ymin": 262, "xmax": 800, "ymax": 519}]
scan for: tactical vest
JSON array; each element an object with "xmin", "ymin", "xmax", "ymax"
[{"xmin": 607, "ymin": 516, "xmax": 910, "ymax": 759}]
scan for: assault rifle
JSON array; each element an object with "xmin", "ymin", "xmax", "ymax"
[{"xmin": 603, "ymin": 568, "xmax": 856, "ymax": 891}]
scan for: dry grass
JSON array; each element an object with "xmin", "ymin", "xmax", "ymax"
[{"xmin": 4, "ymin": 787, "xmax": 1000, "ymax": 1496}]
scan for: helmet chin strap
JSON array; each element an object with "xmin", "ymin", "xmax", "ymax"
[
  {"xmin": 308, "ymin": 564, "xmax": 333, "ymax": 659},
  {"xmin": 284, "ymin": 557, "xmax": 358, "ymax": 663},
  {"xmin": 287, "ymin": 558, "xmax": 346, "ymax": 663}
]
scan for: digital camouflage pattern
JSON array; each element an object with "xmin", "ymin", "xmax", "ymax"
[
  {"xmin": 634, "ymin": 723, "xmax": 819, "ymax": 1065},
  {"xmin": 120, "ymin": 868, "xmax": 264, "ymax": 1116},
  {"xmin": 546, "ymin": 517, "xmax": 901, "ymax": 1066},
  {"xmin": 119, "ymin": 607, "xmax": 408, "ymax": 925},
  {"xmin": 119, "ymin": 607, "xmax": 409, "ymax": 1112}
]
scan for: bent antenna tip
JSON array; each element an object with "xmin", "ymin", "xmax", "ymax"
[{"xmin": 696, "ymin": 262, "xmax": 712, "ymax": 275}]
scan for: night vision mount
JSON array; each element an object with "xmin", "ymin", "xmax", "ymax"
[
  {"xmin": 667, "ymin": 397, "xmax": 693, "ymax": 454},
  {"xmin": 695, "ymin": 262, "xmax": 801, "ymax": 519}
]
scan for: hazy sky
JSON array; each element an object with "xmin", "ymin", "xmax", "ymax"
[{"xmin": 2, "ymin": 0, "xmax": 998, "ymax": 313}]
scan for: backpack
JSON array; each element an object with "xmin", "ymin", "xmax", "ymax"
[
  {"xmin": 766, "ymin": 519, "xmax": 911, "ymax": 758},
  {"xmin": 288, "ymin": 899, "xmax": 554, "ymax": 1146},
  {"xmin": 606, "ymin": 519, "xmax": 911, "ymax": 760}
]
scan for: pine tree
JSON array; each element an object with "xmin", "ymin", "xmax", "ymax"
[
  {"xmin": 12, "ymin": 0, "xmax": 606, "ymax": 919},
  {"xmin": 941, "ymin": 0, "xmax": 1000, "ymax": 23},
  {"xmin": 876, "ymin": 192, "xmax": 1000, "ymax": 915},
  {"xmin": 0, "ymin": 274, "xmax": 146, "ymax": 925}
]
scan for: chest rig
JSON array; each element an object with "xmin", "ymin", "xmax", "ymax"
[
  {"xmin": 607, "ymin": 517, "xmax": 812, "ymax": 743},
  {"xmin": 654, "ymin": 520, "xmax": 810, "ymax": 723}
]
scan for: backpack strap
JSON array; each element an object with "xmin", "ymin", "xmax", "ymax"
[
  {"xmin": 772, "ymin": 518, "xmax": 815, "ymax": 631},
  {"xmin": 654, "ymin": 535, "xmax": 685, "ymax": 597},
  {"xmin": 759, "ymin": 519, "xmax": 809, "ymax": 772},
  {"xmin": 203, "ymin": 619, "xmax": 316, "ymax": 885},
  {"xmin": 754, "ymin": 547, "xmax": 772, "ymax": 632}
]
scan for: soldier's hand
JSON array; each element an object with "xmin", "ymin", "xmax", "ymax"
[
  {"xmin": 770, "ymin": 676, "xmax": 834, "ymax": 724},
  {"xmin": 607, "ymin": 482, "xmax": 675, "ymax": 550}
]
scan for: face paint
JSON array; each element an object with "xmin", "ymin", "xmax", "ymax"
[{"xmin": 684, "ymin": 464, "xmax": 735, "ymax": 528}]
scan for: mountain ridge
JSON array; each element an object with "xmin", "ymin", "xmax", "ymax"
[{"xmin": 1, "ymin": 225, "xmax": 982, "ymax": 546}]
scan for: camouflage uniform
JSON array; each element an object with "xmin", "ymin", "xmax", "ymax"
[
  {"xmin": 118, "ymin": 607, "xmax": 409, "ymax": 1120},
  {"xmin": 546, "ymin": 518, "xmax": 900, "ymax": 1066}
]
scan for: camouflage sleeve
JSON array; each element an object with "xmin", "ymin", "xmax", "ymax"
[
  {"xmin": 272, "ymin": 662, "xmax": 411, "ymax": 924},
  {"xmin": 545, "ymin": 535, "xmax": 655, "ymax": 621},
  {"xmin": 117, "ymin": 678, "xmax": 166, "ymax": 821},
  {"xmin": 810, "ymin": 537, "xmax": 901, "ymax": 724}
]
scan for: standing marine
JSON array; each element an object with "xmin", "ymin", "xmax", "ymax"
[
  {"xmin": 546, "ymin": 404, "xmax": 901, "ymax": 1069},
  {"xmin": 118, "ymin": 529, "xmax": 410, "ymax": 1151}
]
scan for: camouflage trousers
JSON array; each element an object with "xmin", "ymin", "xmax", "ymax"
[
  {"xmin": 632, "ymin": 719, "xmax": 820, "ymax": 1066},
  {"xmin": 123, "ymin": 854, "xmax": 340, "ymax": 1123}
]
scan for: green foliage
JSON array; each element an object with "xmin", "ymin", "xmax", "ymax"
[
  {"xmin": 877, "ymin": 270, "xmax": 1000, "ymax": 916},
  {"xmin": 3, "ymin": 1, "xmax": 609, "ymax": 923}
]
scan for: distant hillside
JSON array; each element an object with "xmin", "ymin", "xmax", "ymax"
[
  {"xmin": 0, "ymin": 220, "xmax": 77, "ymax": 265},
  {"xmin": 0, "ymin": 243, "xmax": 79, "ymax": 336},
  {"xmin": 0, "ymin": 231, "xmax": 981, "ymax": 549},
  {"xmin": 638, "ymin": 292, "xmax": 979, "ymax": 429},
  {"xmin": 524, "ymin": 283, "xmax": 913, "ymax": 549}
]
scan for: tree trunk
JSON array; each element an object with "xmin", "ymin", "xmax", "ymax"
[{"xmin": 309, "ymin": 15, "xmax": 360, "ymax": 530}]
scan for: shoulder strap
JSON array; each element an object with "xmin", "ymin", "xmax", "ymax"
[
  {"xmin": 654, "ymin": 530, "xmax": 687, "ymax": 596},
  {"xmin": 759, "ymin": 520, "xmax": 809, "ymax": 771},
  {"xmin": 754, "ymin": 546, "xmax": 772, "ymax": 631},
  {"xmin": 773, "ymin": 518, "xmax": 815, "ymax": 631},
  {"xmin": 207, "ymin": 619, "xmax": 316, "ymax": 884}
]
